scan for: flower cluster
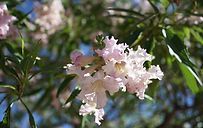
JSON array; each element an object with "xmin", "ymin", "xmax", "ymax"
[
  {"xmin": 0, "ymin": 3, "xmax": 17, "ymax": 39},
  {"xmin": 33, "ymin": 0, "xmax": 64, "ymax": 43},
  {"xmin": 66, "ymin": 36, "xmax": 164, "ymax": 125}
]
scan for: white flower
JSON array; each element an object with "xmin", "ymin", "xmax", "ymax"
[
  {"xmin": 35, "ymin": 0, "xmax": 64, "ymax": 33},
  {"xmin": 126, "ymin": 46, "xmax": 154, "ymax": 68},
  {"xmin": 70, "ymin": 50, "xmax": 83, "ymax": 63},
  {"xmin": 33, "ymin": 0, "xmax": 64, "ymax": 43},
  {"xmin": 0, "ymin": 3, "xmax": 17, "ymax": 39},
  {"xmin": 66, "ymin": 36, "xmax": 164, "ymax": 125},
  {"xmin": 70, "ymin": 50, "xmax": 96, "ymax": 66},
  {"xmin": 95, "ymin": 36, "xmax": 128, "ymax": 62},
  {"xmin": 78, "ymin": 70, "xmax": 120, "ymax": 108},
  {"xmin": 124, "ymin": 47, "xmax": 163, "ymax": 99},
  {"xmin": 79, "ymin": 92, "xmax": 104, "ymax": 125},
  {"xmin": 102, "ymin": 60, "xmax": 127, "ymax": 91},
  {"xmin": 148, "ymin": 65, "xmax": 164, "ymax": 80}
]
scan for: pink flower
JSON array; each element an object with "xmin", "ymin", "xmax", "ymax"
[
  {"xmin": 66, "ymin": 64, "xmax": 95, "ymax": 87},
  {"xmin": 33, "ymin": 0, "xmax": 64, "ymax": 43},
  {"xmin": 70, "ymin": 50, "xmax": 83, "ymax": 63},
  {"xmin": 102, "ymin": 60, "xmax": 127, "ymax": 91},
  {"xmin": 78, "ymin": 70, "xmax": 120, "ymax": 108},
  {"xmin": 66, "ymin": 36, "xmax": 164, "ymax": 125},
  {"xmin": 124, "ymin": 47, "xmax": 163, "ymax": 99},
  {"xmin": 34, "ymin": 0, "xmax": 64, "ymax": 33},
  {"xmin": 148, "ymin": 65, "xmax": 164, "ymax": 80},
  {"xmin": 70, "ymin": 50, "xmax": 96, "ymax": 66},
  {"xmin": 79, "ymin": 102, "xmax": 104, "ymax": 125},
  {"xmin": 79, "ymin": 92, "xmax": 104, "ymax": 125},
  {"xmin": 0, "ymin": 3, "xmax": 17, "ymax": 39},
  {"xmin": 95, "ymin": 36, "xmax": 128, "ymax": 62},
  {"xmin": 126, "ymin": 46, "xmax": 154, "ymax": 68}
]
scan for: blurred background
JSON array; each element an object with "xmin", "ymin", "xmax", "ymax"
[{"xmin": 0, "ymin": 0, "xmax": 203, "ymax": 127}]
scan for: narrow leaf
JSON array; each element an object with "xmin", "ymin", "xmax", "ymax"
[
  {"xmin": 64, "ymin": 88, "xmax": 81, "ymax": 105},
  {"xmin": 179, "ymin": 63, "xmax": 199, "ymax": 94},
  {"xmin": 107, "ymin": 14, "xmax": 139, "ymax": 19},
  {"xmin": 20, "ymin": 43, "xmax": 40, "ymax": 74},
  {"xmin": 0, "ymin": 84, "xmax": 17, "ymax": 94},
  {"xmin": 19, "ymin": 33, "xmax": 25, "ymax": 56},
  {"xmin": 15, "ymin": 9, "xmax": 33, "ymax": 25},
  {"xmin": 0, "ymin": 84, "xmax": 16, "ymax": 91},
  {"xmin": 20, "ymin": 99, "xmax": 37, "ymax": 128},
  {"xmin": 4, "ymin": 43, "xmax": 16, "ymax": 55},
  {"xmin": 57, "ymin": 74, "xmax": 76, "ymax": 97},
  {"xmin": 163, "ymin": 29, "xmax": 202, "ymax": 86},
  {"xmin": 81, "ymin": 116, "xmax": 87, "ymax": 128},
  {"xmin": 107, "ymin": 7, "xmax": 145, "ymax": 17},
  {"xmin": 23, "ymin": 87, "xmax": 43, "ymax": 97},
  {"xmin": 0, "ymin": 95, "xmax": 7, "ymax": 105},
  {"xmin": 0, "ymin": 103, "xmax": 12, "ymax": 128},
  {"xmin": 144, "ymin": 94, "xmax": 154, "ymax": 102},
  {"xmin": 190, "ymin": 29, "xmax": 203, "ymax": 45}
]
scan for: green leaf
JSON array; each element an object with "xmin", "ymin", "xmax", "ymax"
[
  {"xmin": 144, "ymin": 94, "xmax": 154, "ymax": 102},
  {"xmin": 0, "ymin": 83, "xmax": 17, "ymax": 95},
  {"xmin": 145, "ymin": 81, "xmax": 159, "ymax": 99},
  {"xmin": 64, "ymin": 87, "xmax": 81, "ymax": 105},
  {"xmin": 81, "ymin": 116, "xmax": 87, "ymax": 128},
  {"xmin": 20, "ymin": 43, "xmax": 40, "ymax": 86},
  {"xmin": 131, "ymin": 32, "xmax": 144, "ymax": 47},
  {"xmin": 4, "ymin": 43, "xmax": 16, "ymax": 55},
  {"xmin": 0, "ymin": 104, "xmax": 11, "ymax": 128},
  {"xmin": 160, "ymin": 0, "xmax": 169, "ymax": 8},
  {"xmin": 14, "ymin": 9, "xmax": 33, "ymax": 25},
  {"xmin": 0, "ymin": 84, "xmax": 16, "ymax": 91},
  {"xmin": 165, "ymin": 29, "xmax": 194, "ymax": 67},
  {"xmin": 0, "ymin": 96, "xmax": 8, "ymax": 105},
  {"xmin": 163, "ymin": 28, "xmax": 203, "ymax": 86},
  {"xmin": 190, "ymin": 29, "xmax": 203, "ymax": 45},
  {"xmin": 5, "ymin": 56, "xmax": 21, "ymax": 66},
  {"xmin": 19, "ymin": 33, "xmax": 25, "ymax": 56},
  {"xmin": 95, "ymin": 35, "xmax": 105, "ymax": 49},
  {"xmin": 179, "ymin": 63, "xmax": 199, "ymax": 94},
  {"xmin": 57, "ymin": 74, "xmax": 76, "ymax": 97},
  {"xmin": 20, "ymin": 99, "xmax": 37, "ymax": 128},
  {"xmin": 106, "ymin": 7, "xmax": 145, "ymax": 17},
  {"xmin": 183, "ymin": 27, "xmax": 190, "ymax": 39},
  {"xmin": 0, "ymin": 52, "xmax": 21, "ymax": 84},
  {"xmin": 23, "ymin": 87, "xmax": 43, "ymax": 97},
  {"xmin": 107, "ymin": 14, "xmax": 139, "ymax": 19}
]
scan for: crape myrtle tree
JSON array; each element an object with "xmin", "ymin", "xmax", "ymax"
[{"xmin": 0, "ymin": 0, "xmax": 203, "ymax": 128}]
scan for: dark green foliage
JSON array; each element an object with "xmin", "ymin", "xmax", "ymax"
[
  {"xmin": 57, "ymin": 74, "xmax": 76, "ymax": 97},
  {"xmin": 20, "ymin": 99, "xmax": 37, "ymax": 128},
  {"xmin": 64, "ymin": 88, "xmax": 81, "ymax": 105}
]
